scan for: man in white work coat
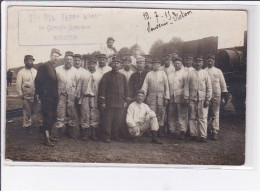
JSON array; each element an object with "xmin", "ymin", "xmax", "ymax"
[
  {"xmin": 16, "ymin": 55, "xmax": 42, "ymax": 134},
  {"xmin": 96, "ymin": 54, "xmax": 112, "ymax": 76},
  {"xmin": 205, "ymin": 54, "xmax": 228, "ymax": 140},
  {"xmin": 141, "ymin": 59, "xmax": 170, "ymax": 138},
  {"xmin": 55, "ymin": 51, "xmax": 78, "ymax": 139},
  {"xmin": 184, "ymin": 54, "xmax": 194, "ymax": 73},
  {"xmin": 184, "ymin": 56, "xmax": 212, "ymax": 142},
  {"xmin": 119, "ymin": 55, "xmax": 134, "ymax": 83},
  {"xmin": 168, "ymin": 57, "xmax": 188, "ymax": 139}
]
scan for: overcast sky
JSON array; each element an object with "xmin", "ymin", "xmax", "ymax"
[{"xmin": 7, "ymin": 7, "xmax": 247, "ymax": 68}]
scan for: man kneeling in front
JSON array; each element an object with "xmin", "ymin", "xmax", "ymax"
[{"xmin": 126, "ymin": 90, "xmax": 162, "ymax": 144}]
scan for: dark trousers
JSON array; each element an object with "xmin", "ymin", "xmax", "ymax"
[
  {"xmin": 40, "ymin": 99, "xmax": 58, "ymax": 132},
  {"xmin": 103, "ymin": 108, "xmax": 124, "ymax": 139},
  {"xmin": 7, "ymin": 78, "xmax": 12, "ymax": 86}
]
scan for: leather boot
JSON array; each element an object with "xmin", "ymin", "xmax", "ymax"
[
  {"xmin": 68, "ymin": 126, "xmax": 76, "ymax": 139},
  {"xmin": 151, "ymin": 131, "xmax": 162, "ymax": 144},
  {"xmin": 212, "ymin": 133, "xmax": 218, "ymax": 141},
  {"xmin": 44, "ymin": 130, "xmax": 54, "ymax": 147},
  {"xmin": 78, "ymin": 125, "xmax": 83, "ymax": 139},
  {"xmin": 90, "ymin": 127, "xmax": 98, "ymax": 141},
  {"xmin": 157, "ymin": 126, "xmax": 165, "ymax": 138},
  {"xmin": 57, "ymin": 127, "xmax": 64, "ymax": 139},
  {"xmin": 49, "ymin": 131, "xmax": 58, "ymax": 142},
  {"xmin": 26, "ymin": 126, "xmax": 32, "ymax": 134},
  {"xmin": 81, "ymin": 128, "xmax": 89, "ymax": 141}
]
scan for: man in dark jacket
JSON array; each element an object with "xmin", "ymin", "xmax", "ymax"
[
  {"xmin": 34, "ymin": 48, "xmax": 61, "ymax": 147},
  {"xmin": 128, "ymin": 56, "xmax": 148, "ymax": 99},
  {"xmin": 98, "ymin": 56, "xmax": 130, "ymax": 143}
]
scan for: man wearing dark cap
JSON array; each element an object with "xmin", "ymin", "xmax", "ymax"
[
  {"xmin": 144, "ymin": 57, "xmax": 153, "ymax": 72},
  {"xmin": 17, "ymin": 55, "xmax": 42, "ymax": 134},
  {"xmin": 73, "ymin": 54, "xmax": 88, "ymax": 138},
  {"xmin": 184, "ymin": 54, "xmax": 194, "ymax": 73},
  {"xmin": 205, "ymin": 54, "xmax": 228, "ymax": 140},
  {"xmin": 35, "ymin": 48, "xmax": 61, "ymax": 147},
  {"xmin": 55, "ymin": 51, "xmax": 78, "ymax": 139},
  {"xmin": 184, "ymin": 55, "xmax": 212, "ymax": 142},
  {"xmin": 78, "ymin": 57, "xmax": 102, "ymax": 141},
  {"xmin": 96, "ymin": 54, "xmax": 112, "ymax": 76},
  {"xmin": 128, "ymin": 56, "xmax": 148, "ymax": 99},
  {"xmin": 163, "ymin": 54, "xmax": 175, "ymax": 77},
  {"xmin": 98, "ymin": 56, "xmax": 130, "ymax": 143},
  {"xmin": 101, "ymin": 37, "xmax": 117, "ymax": 64},
  {"xmin": 168, "ymin": 57, "xmax": 188, "ymax": 139},
  {"xmin": 171, "ymin": 49, "xmax": 179, "ymax": 60},
  {"xmin": 126, "ymin": 90, "xmax": 162, "ymax": 144},
  {"xmin": 119, "ymin": 55, "xmax": 134, "ymax": 83},
  {"xmin": 142, "ymin": 59, "xmax": 170, "ymax": 138}
]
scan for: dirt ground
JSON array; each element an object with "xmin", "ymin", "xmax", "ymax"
[
  {"xmin": 5, "ymin": 111, "xmax": 245, "ymax": 165},
  {"xmin": 5, "ymin": 84, "xmax": 245, "ymax": 165}
]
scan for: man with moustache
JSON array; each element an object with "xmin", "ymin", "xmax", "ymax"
[
  {"xmin": 184, "ymin": 54, "xmax": 194, "ymax": 73},
  {"xmin": 17, "ymin": 55, "xmax": 42, "ymax": 134},
  {"xmin": 205, "ymin": 54, "xmax": 228, "ymax": 140},
  {"xmin": 142, "ymin": 59, "xmax": 170, "ymax": 138},
  {"xmin": 119, "ymin": 56, "xmax": 134, "ymax": 83},
  {"xmin": 79, "ymin": 57, "xmax": 102, "ymax": 141},
  {"xmin": 144, "ymin": 57, "xmax": 153, "ymax": 72},
  {"xmin": 55, "ymin": 51, "xmax": 78, "ymax": 139},
  {"xmin": 96, "ymin": 54, "xmax": 112, "ymax": 76},
  {"xmin": 184, "ymin": 56, "xmax": 212, "ymax": 142},
  {"xmin": 168, "ymin": 57, "xmax": 189, "ymax": 139},
  {"xmin": 98, "ymin": 56, "xmax": 130, "ymax": 143},
  {"xmin": 128, "ymin": 56, "xmax": 148, "ymax": 100},
  {"xmin": 35, "ymin": 48, "xmax": 61, "ymax": 147}
]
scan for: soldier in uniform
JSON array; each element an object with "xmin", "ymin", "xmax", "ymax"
[
  {"xmin": 35, "ymin": 48, "xmax": 60, "ymax": 147},
  {"xmin": 126, "ymin": 90, "xmax": 162, "ymax": 144},
  {"xmin": 205, "ymin": 54, "xmax": 228, "ymax": 140},
  {"xmin": 171, "ymin": 49, "xmax": 179, "ymax": 60},
  {"xmin": 78, "ymin": 57, "xmax": 102, "ymax": 141},
  {"xmin": 96, "ymin": 54, "xmax": 112, "ymax": 76},
  {"xmin": 55, "ymin": 51, "xmax": 78, "ymax": 139},
  {"xmin": 163, "ymin": 54, "xmax": 175, "ymax": 77},
  {"xmin": 128, "ymin": 56, "xmax": 147, "ymax": 99},
  {"xmin": 73, "ymin": 54, "xmax": 86, "ymax": 138},
  {"xmin": 144, "ymin": 57, "xmax": 153, "ymax": 72},
  {"xmin": 101, "ymin": 37, "xmax": 117, "ymax": 64},
  {"xmin": 119, "ymin": 56, "xmax": 134, "ymax": 83},
  {"xmin": 184, "ymin": 54, "xmax": 194, "ymax": 73},
  {"xmin": 98, "ymin": 56, "xmax": 130, "ymax": 143},
  {"xmin": 16, "ymin": 55, "xmax": 42, "ymax": 134},
  {"xmin": 142, "ymin": 59, "xmax": 170, "ymax": 138},
  {"xmin": 184, "ymin": 56, "xmax": 212, "ymax": 142},
  {"xmin": 168, "ymin": 57, "xmax": 188, "ymax": 139}
]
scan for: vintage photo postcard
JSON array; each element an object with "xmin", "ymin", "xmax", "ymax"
[{"xmin": 4, "ymin": 5, "xmax": 247, "ymax": 166}]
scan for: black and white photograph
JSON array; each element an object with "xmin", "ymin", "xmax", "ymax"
[{"xmin": 4, "ymin": 5, "xmax": 247, "ymax": 166}]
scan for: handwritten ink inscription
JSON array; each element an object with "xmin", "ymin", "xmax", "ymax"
[
  {"xmin": 19, "ymin": 10, "xmax": 102, "ymax": 46},
  {"xmin": 143, "ymin": 10, "xmax": 192, "ymax": 33}
]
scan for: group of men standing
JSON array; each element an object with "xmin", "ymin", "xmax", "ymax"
[{"xmin": 15, "ymin": 37, "xmax": 228, "ymax": 147}]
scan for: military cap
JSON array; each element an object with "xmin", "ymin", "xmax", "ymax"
[
  {"xmin": 136, "ymin": 56, "xmax": 145, "ymax": 63},
  {"xmin": 24, "ymin": 55, "xmax": 35, "ymax": 61},
  {"xmin": 65, "ymin": 51, "xmax": 74, "ymax": 57},
  {"xmin": 98, "ymin": 53, "xmax": 108, "ymax": 59},
  {"xmin": 51, "ymin": 48, "xmax": 62, "ymax": 56},
  {"xmin": 206, "ymin": 54, "xmax": 215, "ymax": 60},
  {"xmin": 163, "ymin": 54, "xmax": 172, "ymax": 60},
  {"xmin": 111, "ymin": 56, "xmax": 122, "ymax": 63},
  {"xmin": 107, "ymin": 37, "xmax": 115, "ymax": 42},
  {"xmin": 73, "ymin": 54, "xmax": 82, "ymax": 59},
  {"xmin": 173, "ymin": 57, "xmax": 182, "ymax": 63},
  {"xmin": 123, "ymin": 55, "xmax": 132, "ymax": 62},
  {"xmin": 152, "ymin": 59, "xmax": 162, "ymax": 64},
  {"xmin": 88, "ymin": 56, "xmax": 97, "ymax": 63},
  {"xmin": 195, "ymin": 55, "xmax": 204, "ymax": 61},
  {"xmin": 136, "ymin": 89, "xmax": 145, "ymax": 96},
  {"xmin": 145, "ymin": 57, "xmax": 152, "ymax": 63},
  {"xmin": 184, "ymin": 54, "xmax": 194, "ymax": 60}
]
